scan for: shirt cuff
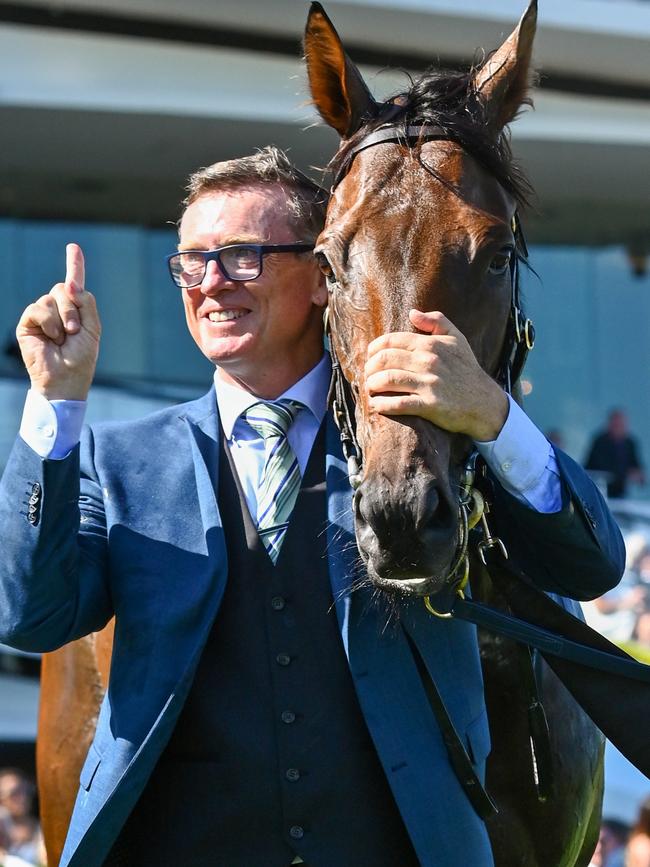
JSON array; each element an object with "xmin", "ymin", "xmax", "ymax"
[
  {"xmin": 19, "ymin": 389, "xmax": 87, "ymax": 460},
  {"xmin": 474, "ymin": 395, "xmax": 562, "ymax": 514}
]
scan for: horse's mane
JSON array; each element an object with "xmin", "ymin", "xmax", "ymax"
[{"xmin": 329, "ymin": 65, "xmax": 533, "ymax": 208}]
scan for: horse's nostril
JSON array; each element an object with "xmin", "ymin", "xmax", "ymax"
[
  {"xmin": 354, "ymin": 484, "xmax": 396, "ymax": 534},
  {"xmin": 355, "ymin": 481, "xmax": 453, "ymax": 540},
  {"xmin": 415, "ymin": 484, "xmax": 440, "ymax": 532},
  {"xmin": 426, "ymin": 488, "xmax": 454, "ymax": 532},
  {"xmin": 354, "ymin": 486, "xmax": 387, "ymax": 531}
]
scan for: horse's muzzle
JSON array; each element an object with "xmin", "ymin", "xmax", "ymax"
[{"xmin": 353, "ymin": 477, "xmax": 459, "ymax": 596}]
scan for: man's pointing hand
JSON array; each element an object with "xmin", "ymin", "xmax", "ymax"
[{"xmin": 16, "ymin": 243, "xmax": 101, "ymax": 400}]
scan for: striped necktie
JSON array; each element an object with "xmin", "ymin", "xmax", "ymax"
[{"xmin": 243, "ymin": 400, "xmax": 305, "ymax": 563}]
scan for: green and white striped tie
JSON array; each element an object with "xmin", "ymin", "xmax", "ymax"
[{"xmin": 243, "ymin": 400, "xmax": 304, "ymax": 564}]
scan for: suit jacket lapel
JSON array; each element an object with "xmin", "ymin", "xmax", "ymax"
[
  {"xmin": 179, "ymin": 386, "xmax": 223, "ymax": 538},
  {"xmin": 325, "ymin": 412, "xmax": 357, "ymax": 655},
  {"xmin": 176, "ymin": 388, "xmax": 230, "ymax": 639}
]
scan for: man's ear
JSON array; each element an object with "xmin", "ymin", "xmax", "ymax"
[
  {"xmin": 304, "ymin": 2, "xmax": 378, "ymax": 138},
  {"xmin": 312, "ymin": 266, "xmax": 329, "ymax": 309},
  {"xmin": 472, "ymin": 0, "xmax": 537, "ymax": 133}
]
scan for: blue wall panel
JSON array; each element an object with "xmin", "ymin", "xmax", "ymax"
[
  {"xmin": 19, "ymin": 221, "xmax": 150, "ymax": 379},
  {"xmin": 145, "ymin": 229, "xmax": 214, "ymax": 386},
  {"xmin": 0, "ymin": 220, "xmax": 26, "ymax": 377},
  {"xmin": 524, "ymin": 245, "xmax": 650, "ymax": 492}
]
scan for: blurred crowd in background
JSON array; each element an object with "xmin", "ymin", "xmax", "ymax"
[
  {"xmin": 582, "ymin": 525, "xmax": 650, "ymax": 657},
  {"xmin": 555, "ymin": 408, "xmax": 650, "ymax": 660},
  {"xmin": 0, "ymin": 768, "xmax": 44, "ymax": 867},
  {"xmin": 589, "ymin": 797, "xmax": 650, "ymax": 867}
]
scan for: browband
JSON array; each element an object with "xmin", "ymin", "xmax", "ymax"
[{"xmin": 332, "ymin": 124, "xmax": 447, "ymax": 190}]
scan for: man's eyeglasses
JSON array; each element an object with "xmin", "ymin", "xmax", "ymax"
[{"xmin": 166, "ymin": 243, "xmax": 315, "ymax": 288}]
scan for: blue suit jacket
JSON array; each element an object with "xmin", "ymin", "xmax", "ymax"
[{"xmin": 0, "ymin": 388, "xmax": 624, "ymax": 867}]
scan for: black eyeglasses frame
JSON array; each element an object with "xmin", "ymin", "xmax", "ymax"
[{"xmin": 166, "ymin": 243, "xmax": 315, "ymax": 288}]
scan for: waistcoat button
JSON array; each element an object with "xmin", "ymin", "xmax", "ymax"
[
  {"xmin": 271, "ymin": 596, "xmax": 286, "ymax": 611},
  {"xmin": 276, "ymin": 653, "xmax": 291, "ymax": 666},
  {"xmin": 281, "ymin": 710, "xmax": 296, "ymax": 724},
  {"xmin": 289, "ymin": 825, "xmax": 304, "ymax": 839},
  {"xmin": 286, "ymin": 768, "xmax": 301, "ymax": 782}
]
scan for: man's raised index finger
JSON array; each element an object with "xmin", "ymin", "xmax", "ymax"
[{"xmin": 65, "ymin": 243, "xmax": 85, "ymax": 298}]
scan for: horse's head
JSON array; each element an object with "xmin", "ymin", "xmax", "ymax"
[{"xmin": 304, "ymin": 2, "xmax": 537, "ymax": 597}]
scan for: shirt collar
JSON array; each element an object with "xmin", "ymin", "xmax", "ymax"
[{"xmin": 214, "ymin": 353, "xmax": 331, "ymax": 440}]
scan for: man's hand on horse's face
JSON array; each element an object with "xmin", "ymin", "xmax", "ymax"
[{"xmin": 364, "ymin": 309, "xmax": 509, "ymax": 443}]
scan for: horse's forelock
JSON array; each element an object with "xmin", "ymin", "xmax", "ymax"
[{"xmin": 329, "ymin": 64, "xmax": 532, "ymax": 209}]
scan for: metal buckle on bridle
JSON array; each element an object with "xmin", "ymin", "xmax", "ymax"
[
  {"xmin": 424, "ymin": 557, "xmax": 468, "ymax": 618},
  {"xmin": 493, "ymin": 212, "xmax": 536, "ymax": 394},
  {"xmin": 423, "ymin": 454, "xmax": 508, "ymax": 618},
  {"xmin": 477, "ymin": 504, "xmax": 509, "ymax": 566},
  {"xmin": 524, "ymin": 318, "xmax": 535, "ymax": 351},
  {"xmin": 463, "ymin": 454, "xmax": 509, "ymax": 569}
]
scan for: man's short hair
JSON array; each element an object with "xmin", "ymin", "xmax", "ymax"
[{"xmin": 183, "ymin": 146, "xmax": 329, "ymax": 243}]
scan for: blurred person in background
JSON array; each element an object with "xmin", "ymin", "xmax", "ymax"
[
  {"xmin": 589, "ymin": 819, "xmax": 629, "ymax": 867},
  {"xmin": 582, "ymin": 532, "xmax": 648, "ymax": 642},
  {"xmin": 626, "ymin": 796, "xmax": 650, "ymax": 867},
  {"xmin": 0, "ymin": 770, "xmax": 42, "ymax": 867},
  {"xmin": 633, "ymin": 611, "xmax": 650, "ymax": 647},
  {"xmin": 585, "ymin": 409, "xmax": 645, "ymax": 499},
  {"xmin": 0, "ymin": 817, "xmax": 40, "ymax": 867},
  {"xmin": 545, "ymin": 428, "xmax": 565, "ymax": 450},
  {"xmin": 637, "ymin": 552, "xmax": 650, "ymax": 585}
]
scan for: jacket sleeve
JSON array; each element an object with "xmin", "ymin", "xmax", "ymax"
[
  {"xmin": 488, "ymin": 446, "xmax": 625, "ymax": 601},
  {"xmin": 0, "ymin": 428, "xmax": 113, "ymax": 652}
]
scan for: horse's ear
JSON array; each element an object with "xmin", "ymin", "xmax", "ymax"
[
  {"xmin": 304, "ymin": 2, "xmax": 377, "ymax": 139},
  {"xmin": 472, "ymin": 0, "xmax": 537, "ymax": 132}
]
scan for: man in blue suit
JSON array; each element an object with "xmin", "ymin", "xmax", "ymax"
[{"xmin": 0, "ymin": 148, "xmax": 623, "ymax": 867}]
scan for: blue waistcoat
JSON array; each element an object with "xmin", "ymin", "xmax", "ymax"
[{"xmin": 107, "ymin": 425, "xmax": 418, "ymax": 866}]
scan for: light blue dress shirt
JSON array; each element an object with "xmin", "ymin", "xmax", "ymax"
[
  {"xmin": 214, "ymin": 355, "xmax": 329, "ymax": 520},
  {"xmin": 19, "ymin": 353, "xmax": 561, "ymax": 513}
]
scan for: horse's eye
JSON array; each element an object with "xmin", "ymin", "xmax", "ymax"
[
  {"xmin": 488, "ymin": 247, "xmax": 514, "ymax": 276},
  {"xmin": 315, "ymin": 252, "xmax": 337, "ymax": 284}
]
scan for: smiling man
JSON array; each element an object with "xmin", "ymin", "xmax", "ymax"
[
  {"xmin": 0, "ymin": 147, "xmax": 623, "ymax": 867},
  {"xmin": 176, "ymin": 178, "xmax": 326, "ymax": 397}
]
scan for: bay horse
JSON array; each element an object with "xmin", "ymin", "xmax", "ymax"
[
  {"xmin": 36, "ymin": 4, "xmax": 603, "ymax": 866},
  {"xmin": 303, "ymin": 1, "xmax": 603, "ymax": 866},
  {"xmin": 37, "ymin": 624, "xmax": 114, "ymax": 866}
]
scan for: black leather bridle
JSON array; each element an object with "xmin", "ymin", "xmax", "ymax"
[{"xmin": 325, "ymin": 122, "xmax": 535, "ymax": 490}]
